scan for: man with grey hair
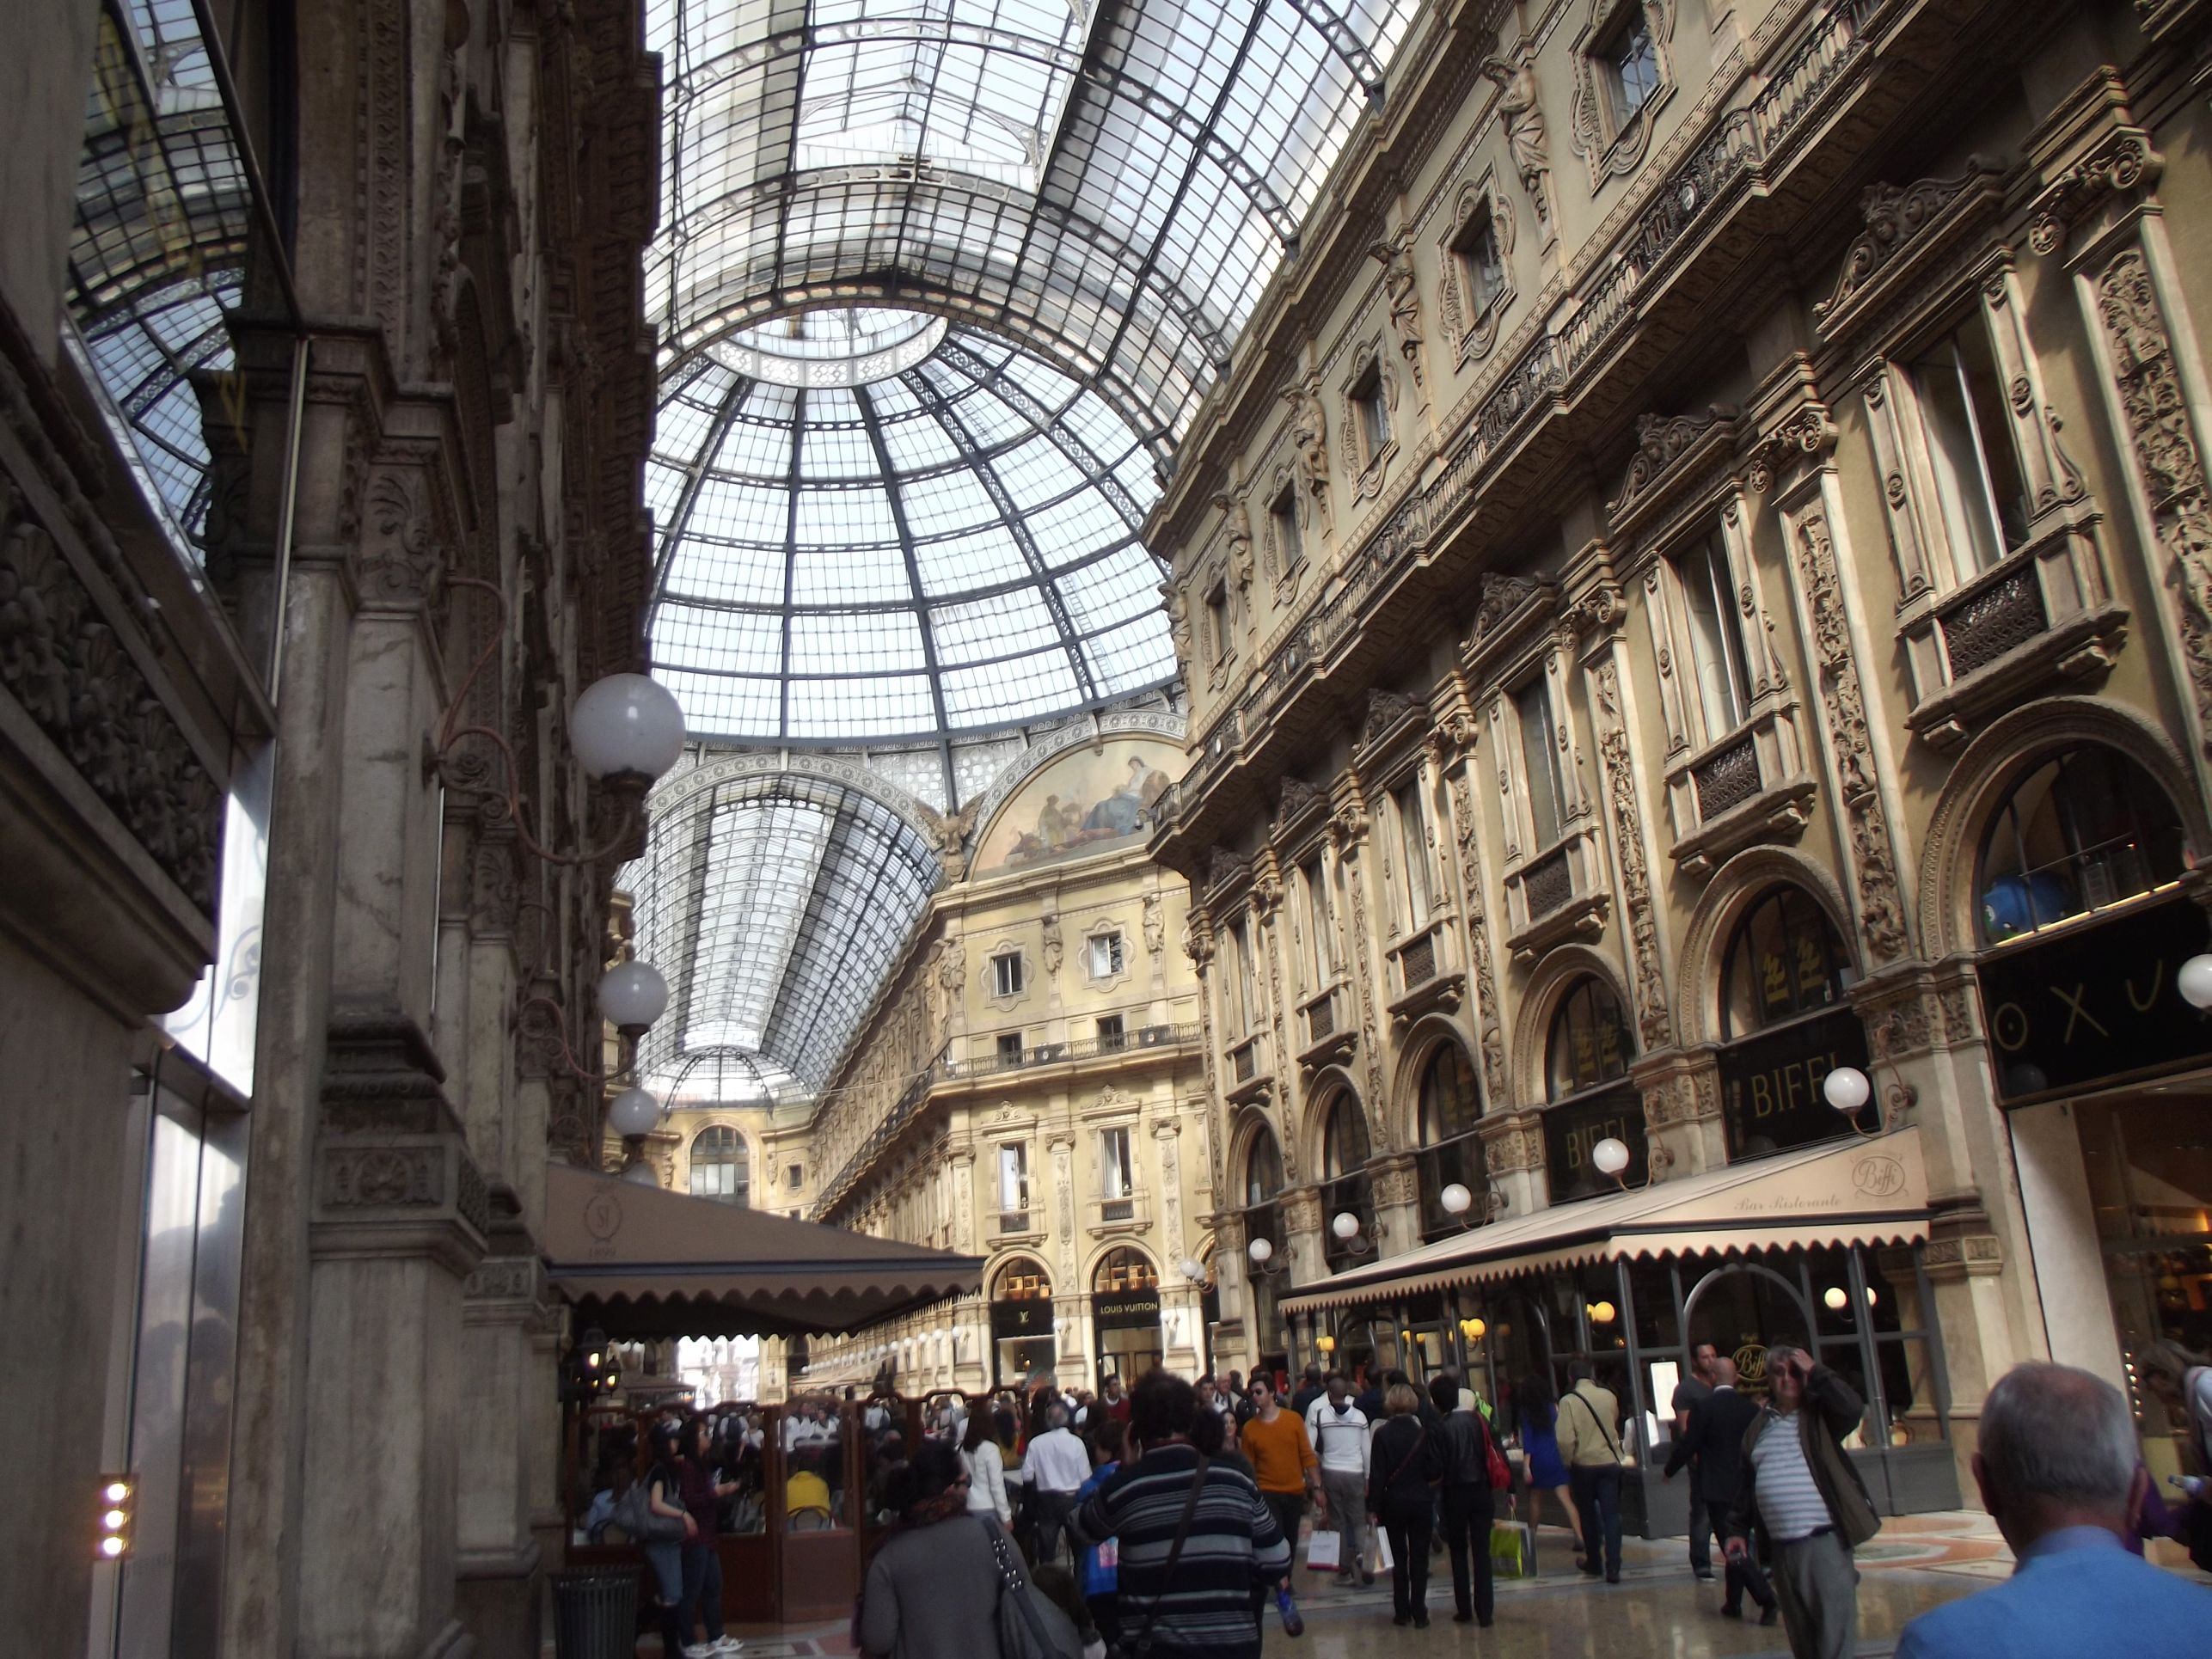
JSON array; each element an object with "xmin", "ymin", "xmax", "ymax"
[
  {"xmin": 1724, "ymin": 1344, "xmax": 1878, "ymax": 1659},
  {"xmin": 1023, "ymin": 1399, "xmax": 1093, "ymax": 1567},
  {"xmin": 1893, "ymin": 1362, "xmax": 2211, "ymax": 1656}
]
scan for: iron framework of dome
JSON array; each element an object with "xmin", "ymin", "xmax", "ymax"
[{"xmin": 645, "ymin": 313, "xmax": 1177, "ymax": 747}]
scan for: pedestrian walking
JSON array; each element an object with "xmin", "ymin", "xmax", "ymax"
[
  {"xmin": 1554, "ymin": 1362, "xmax": 1625, "ymax": 1583},
  {"xmin": 1026, "ymin": 1402, "xmax": 1094, "ymax": 1567},
  {"xmin": 1366, "ymin": 1381, "xmax": 1443, "ymax": 1627},
  {"xmin": 1673, "ymin": 1342, "xmax": 1719, "ymax": 1581},
  {"xmin": 1664, "ymin": 1356, "xmax": 1777, "ymax": 1625},
  {"xmin": 961, "ymin": 1409, "xmax": 1014, "ymax": 1525},
  {"xmin": 1304, "ymin": 1372, "xmax": 1373, "ymax": 1588},
  {"xmin": 1241, "ymin": 1374, "xmax": 1318, "ymax": 1634},
  {"xmin": 1073, "ymin": 1371, "xmax": 1290, "ymax": 1659},
  {"xmin": 1723, "ymin": 1345, "xmax": 1878, "ymax": 1659},
  {"xmin": 1513, "ymin": 1373, "xmax": 1583, "ymax": 1563},
  {"xmin": 859, "ymin": 1442, "xmax": 1003, "ymax": 1659},
  {"xmin": 673, "ymin": 1415, "xmax": 744, "ymax": 1656},
  {"xmin": 1429, "ymin": 1374, "xmax": 1504, "ymax": 1628}
]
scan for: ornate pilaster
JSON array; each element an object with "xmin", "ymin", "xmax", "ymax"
[
  {"xmin": 1581, "ymin": 640, "xmax": 1673, "ymax": 1053},
  {"xmin": 1431, "ymin": 689, "xmax": 1510, "ymax": 1105},
  {"xmin": 1328, "ymin": 771, "xmax": 1390, "ymax": 1144}
]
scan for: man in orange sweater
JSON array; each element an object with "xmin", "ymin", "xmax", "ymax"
[{"xmin": 1244, "ymin": 1374, "xmax": 1325, "ymax": 1632}]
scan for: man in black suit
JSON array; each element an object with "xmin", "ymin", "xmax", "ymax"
[{"xmin": 1664, "ymin": 1356, "xmax": 1778, "ymax": 1624}]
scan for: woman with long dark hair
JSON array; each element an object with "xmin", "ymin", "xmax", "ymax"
[
  {"xmin": 859, "ymin": 1442, "xmax": 1006, "ymax": 1659},
  {"xmin": 1515, "ymin": 1373, "xmax": 1582, "ymax": 1564},
  {"xmin": 961, "ymin": 1403, "xmax": 1014, "ymax": 1523}
]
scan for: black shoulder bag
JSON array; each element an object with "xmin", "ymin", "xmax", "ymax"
[{"xmin": 1107, "ymin": 1454, "xmax": 1211, "ymax": 1659}]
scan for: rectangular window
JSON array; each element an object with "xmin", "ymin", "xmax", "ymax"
[
  {"xmin": 1517, "ymin": 676, "xmax": 1570, "ymax": 850},
  {"xmin": 996, "ymin": 1032, "xmax": 1026, "ymax": 1064},
  {"xmin": 1910, "ymin": 320, "xmax": 2031, "ymax": 579},
  {"xmin": 1352, "ymin": 363, "xmax": 1389, "ymax": 462},
  {"xmin": 1455, "ymin": 214, "xmax": 1505, "ymax": 315},
  {"xmin": 1676, "ymin": 530, "xmax": 1753, "ymax": 740},
  {"xmin": 1604, "ymin": 9, "xmax": 1660, "ymax": 121},
  {"xmin": 1302, "ymin": 857, "xmax": 1331, "ymax": 988},
  {"xmin": 1097, "ymin": 1013, "xmax": 1126, "ymax": 1050},
  {"xmin": 1395, "ymin": 781, "xmax": 1432, "ymax": 928},
  {"xmin": 1205, "ymin": 583, "xmax": 1230, "ymax": 661},
  {"xmin": 1088, "ymin": 932, "xmax": 1125, "ymax": 978},
  {"xmin": 998, "ymin": 1143, "xmax": 1029, "ymax": 1213},
  {"xmin": 786, "ymin": 1163, "xmax": 803, "ymax": 1190},
  {"xmin": 1271, "ymin": 486, "xmax": 1303, "ymax": 573},
  {"xmin": 992, "ymin": 950, "xmax": 1024, "ymax": 998},
  {"xmin": 1101, "ymin": 1127, "xmax": 1135, "ymax": 1199}
]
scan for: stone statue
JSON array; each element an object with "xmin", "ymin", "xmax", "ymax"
[
  {"xmin": 1481, "ymin": 55, "xmax": 1551, "ymax": 223},
  {"xmin": 1212, "ymin": 493, "xmax": 1255, "ymax": 592},
  {"xmin": 1161, "ymin": 578, "xmax": 1194, "ymax": 667},
  {"xmin": 1369, "ymin": 234, "xmax": 1424, "ymax": 384},
  {"xmin": 1283, "ymin": 382, "xmax": 1332, "ymax": 532}
]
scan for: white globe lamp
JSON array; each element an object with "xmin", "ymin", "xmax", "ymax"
[
  {"xmin": 1247, "ymin": 1236, "xmax": 1274, "ymax": 1265},
  {"xmin": 606, "ymin": 1087, "xmax": 659, "ymax": 1138},
  {"xmin": 572, "ymin": 674, "xmax": 686, "ymax": 783},
  {"xmin": 1823, "ymin": 1286, "xmax": 1849, "ymax": 1312},
  {"xmin": 1823, "ymin": 1065, "xmax": 1872, "ymax": 1115},
  {"xmin": 2181, "ymin": 954, "xmax": 2212, "ymax": 1010},
  {"xmin": 1591, "ymin": 1136, "xmax": 1631, "ymax": 1178},
  {"xmin": 600, "ymin": 959, "xmax": 670, "ymax": 1034},
  {"xmin": 1180, "ymin": 1257, "xmax": 1207, "ymax": 1283},
  {"xmin": 1440, "ymin": 1183, "xmax": 1473, "ymax": 1216},
  {"xmin": 1331, "ymin": 1211, "xmax": 1361, "ymax": 1241}
]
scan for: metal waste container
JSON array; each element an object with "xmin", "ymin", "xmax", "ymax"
[{"xmin": 550, "ymin": 1566, "xmax": 640, "ymax": 1659}]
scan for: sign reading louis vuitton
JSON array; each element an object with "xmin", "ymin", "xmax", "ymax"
[{"xmin": 1976, "ymin": 897, "xmax": 2212, "ymax": 1102}]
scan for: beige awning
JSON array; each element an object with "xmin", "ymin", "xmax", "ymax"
[
  {"xmin": 542, "ymin": 1161, "xmax": 984, "ymax": 1339},
  {"xmin": 1281, "ymin": 1127, "xmax": 1931, "ymax": 1316}
]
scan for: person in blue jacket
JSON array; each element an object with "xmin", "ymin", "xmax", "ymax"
[{"xmin": 1075, "ymin": 1418, "xmax": 1126, "ymax": 1647}]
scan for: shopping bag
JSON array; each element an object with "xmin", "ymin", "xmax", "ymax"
[
  {"xmin": 1374, "ymin": 1527, "xmax": 1394, "ymax": 1575},
  {"xmin": 1488, "ymin": 1519, "xmax": 1532, "ymax": 1580},
  {"xmin": 1303, "ymin": 1529, "xmax": 1341, "ymax": 1572}
]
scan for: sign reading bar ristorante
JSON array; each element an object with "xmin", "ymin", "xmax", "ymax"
[{"xmin": 1976, "ymin": 897, "xmax": 2212, "ymax": 1103}]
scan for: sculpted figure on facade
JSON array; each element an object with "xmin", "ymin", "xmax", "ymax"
[
  {"xmin": 1369, "ymin": 232, "xmax": 1425, "ymax": 388},
  {"xmin": 1283, "ymin": 379, "xmax": 1333, "ymax": 535},
  {"xmin": 1213, "ymin": 493, "xmax": 1256, "ymax": 594},
  {"xmin": 1480, "ymin": 55, "xmax": 1551, "ymax": 223}
]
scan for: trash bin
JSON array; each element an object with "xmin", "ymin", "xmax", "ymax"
[{"xmin": 550, "ymin": 1566, "xmax": 640, "ymax": 1659}]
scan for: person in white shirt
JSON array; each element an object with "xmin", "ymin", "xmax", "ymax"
[
  {"xmin": 1023, "ymin": 1402, "xmax": 1094, "ymax": 1566},
  {"xmin": 1306, "ymin": 1373, "xmax": 1375, "ymax": 1586},
  {"xmin": 960, "ymin": 1410, "xmax": 1013, "ymax": 1523}
]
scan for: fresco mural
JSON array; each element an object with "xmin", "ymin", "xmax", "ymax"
[{"xmin": 977, "ymin": 739, "xmax": 1180, "ymax": 875}]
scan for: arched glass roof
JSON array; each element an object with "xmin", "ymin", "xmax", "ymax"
[
  {"xmin": 646, "ymin": 312, "xmax": 1176, "ymax": 744},
  {"xmin": 626, "ymin": 767, "xmax": 940, "ymax": 1093}
]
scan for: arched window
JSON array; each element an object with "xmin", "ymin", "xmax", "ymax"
[
  {"xmin": 1546, "ymin": 978, "xmax": 1633, "ymax": 1103},
  {"xmin": 1094, "ymin": 1247, "xmax": 1159, "ymax": 1293},
  {"xmin": 993, "ymin": 1257, "xmax": 1052, "ymax": 1301},
  {"xmin": 1321, "ymin": 1095, "xmax": 1371, "ymax": 1178},
  {"xmin": 1419, "ymin": 1043, "xmax": 1482, "ymax": 1143},
  {"xmin": 689, "ymin": 1127, "xmax": 749, "ymax": 1206},
  {"xmin": 1243, "ymin": 1129, "xmax": 1284, "ymax": 1207},
  {"xmin": 1722, "ymin": 887, "xmax": 1856, "ymax": 1039},
  {"xmin": 1977, "ymin": 746, "xmax": 2189, "ymax": 943},
  {"xmin": 1416, "ymin": 1042, "xmax": 1486, "ymax": 1240}
]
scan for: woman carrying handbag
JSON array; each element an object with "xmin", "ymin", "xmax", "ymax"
[{"xmin": 1365, "ymin": 1383, "xmax": 1444, "ymax": 1626}]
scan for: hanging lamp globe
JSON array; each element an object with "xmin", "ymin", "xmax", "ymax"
[
  {"xmin": 606, "ymin": 1087, "xmax": 660, "ymax": 1138},
  {"xmin": 572, "ymin": 674, "xmax": 686, "ymax": 783},
  {"xmin": 599, "ymin": 959, "xmax": 670, "ymax": 1035}
]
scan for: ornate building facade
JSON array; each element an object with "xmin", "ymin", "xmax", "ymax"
[
  {"xmin": 793, "ymin": 721, "xmax": 1216, "ymax": 1395},
  {"xmin": 3, "ymin": 0, "xmax": 658, "ymax": 1653},
  {"xmin": 1152, "ymin": 0, "xmax": 2212, "ymax": 1517}
]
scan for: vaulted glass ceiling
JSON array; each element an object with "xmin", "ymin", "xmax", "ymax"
[{"xmin": 646, "ymin": 313, "xmax": 1175, "ymax": 744}]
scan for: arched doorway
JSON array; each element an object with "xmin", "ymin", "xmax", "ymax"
[
  {"xmin": 1715, "ymin": 886, "xmax": 1868, "ymax": 1161},
  {"xmin": 1240, "ymin": 1128, "xmax": 1290, "ymax": 1376},
  {"xmin": 1318, "ymin": 1092, "xmax": 1374, "ymax": 1270},
  {"xmin": 1542, "ymin": 977, "xmax": 1643, "ymax": 1202},
  {"xmin": 990, "ymin": 1255, "xmax": 1054, "ymax": 1387},
  {"xmin": 1092, "ymin": 1246, "xmax": 1162, "ymax": 1385},
  {"xmin": 1413, "ymin": 1039, "xmax": 1486, "ymax": 1240}
]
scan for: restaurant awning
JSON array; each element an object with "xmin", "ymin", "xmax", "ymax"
[
  {"xmin": 542, "ymin": 1160, "xmax": 984, "ymax": 1339},
  {"xmin": 1281, "ymin": 1127, "xmax": 1931, "ymax": 1315}
]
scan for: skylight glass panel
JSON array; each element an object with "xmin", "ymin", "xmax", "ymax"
[
  {"xmin": 653, "ymin": 603, "xmax": 785, "ymax": 675},
  {"xmin": 930, "ymin": 587, "xmax": 1062, "ymax": 664},
  {"xmin": 940, "ymin": 649, "xmax": 1083, "ymax": 723}
]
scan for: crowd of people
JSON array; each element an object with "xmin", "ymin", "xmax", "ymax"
[{"xmin": 584, "ymin": 1345, "xmax": 2212, "ymax": 1659}]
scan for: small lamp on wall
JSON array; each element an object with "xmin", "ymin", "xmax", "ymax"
[
  {"xmin": 1315, "ymin": 1333, "xmax": 1336, "ymax": 1356},
  {"xmin": 1591, "ymin": 1136, "xmax": 1651, "ymax": 1193},
  {"xmin": 1823, "ymin": 1066, "xmax": 1912, "ymax": 1136},
  {"xmin": 1247, "ymin": 1235, "xmax": 1284, "ymax": 1277},
  {"xmin": 1330, "ymin": 1210, "xmax": 1376, "ymax": 1257}
]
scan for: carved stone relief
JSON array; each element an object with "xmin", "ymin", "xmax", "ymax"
[
  {"xmin": 1369, "ymin": 232, "xmax": 1425, "ymax": 389},
  {"xmin": 1589, "ymin": 658, "xmax": 1672, "ymax": 1050},
  {"xmin": 1480, "ymin": 55, "xmax": 1551, "ymax": 224}
]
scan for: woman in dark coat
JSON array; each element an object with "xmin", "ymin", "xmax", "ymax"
[{"xmin": 1366, "ymin": 1382, "xmax": 1443, "ymax": 1626}]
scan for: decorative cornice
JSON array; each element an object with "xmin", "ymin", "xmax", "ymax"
[
  {"xmin": 1607, "ymin": 406, "xmax": 1739, "ymax": 536},
  {"xmin": 1743, "ymin": 403, "xmax": 1840, "ymax": 495},
  {"xmin": 2026, "ymin": 127, "xmax": 2160, "ymax": 256},
  {"xmin": 1813, "ymin": 161, "xmax": 2007, "ymax": 340}
]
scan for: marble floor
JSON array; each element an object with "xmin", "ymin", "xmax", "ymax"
[{"xmin": 572, "ymin": 1512, "xmax": 2203, "ymax": 1659}]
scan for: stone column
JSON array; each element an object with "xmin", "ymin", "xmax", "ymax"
[
  {"xmin": 1368, "ymin": 1152, "xmax": 1423, "ymax": 1258},
  {"xmin": 456, "ymin": 1255, "xmax": 557, "ymax": 1652},
  {"xmin": 1278, "ymin": 1185, "xmax": 1327, "ymax": 1286}
]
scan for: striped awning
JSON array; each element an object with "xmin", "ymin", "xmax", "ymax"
[{"xmin": 1280, "ymin": 1127, "xmax": 1930, "ymax": 1315}]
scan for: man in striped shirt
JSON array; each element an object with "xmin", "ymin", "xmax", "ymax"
[
  {"xmin": 1725, "ymin": 1344, "xmax": 1879, "ymax": 1659},
  {"xmin": 1075, "ymin": 1370, "xmax": 1291, "ymax": 1659}
]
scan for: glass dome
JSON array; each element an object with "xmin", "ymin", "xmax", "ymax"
[{"xmin": 646, "ymin": 315, "xmax": 1177, "ymax": 745}]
